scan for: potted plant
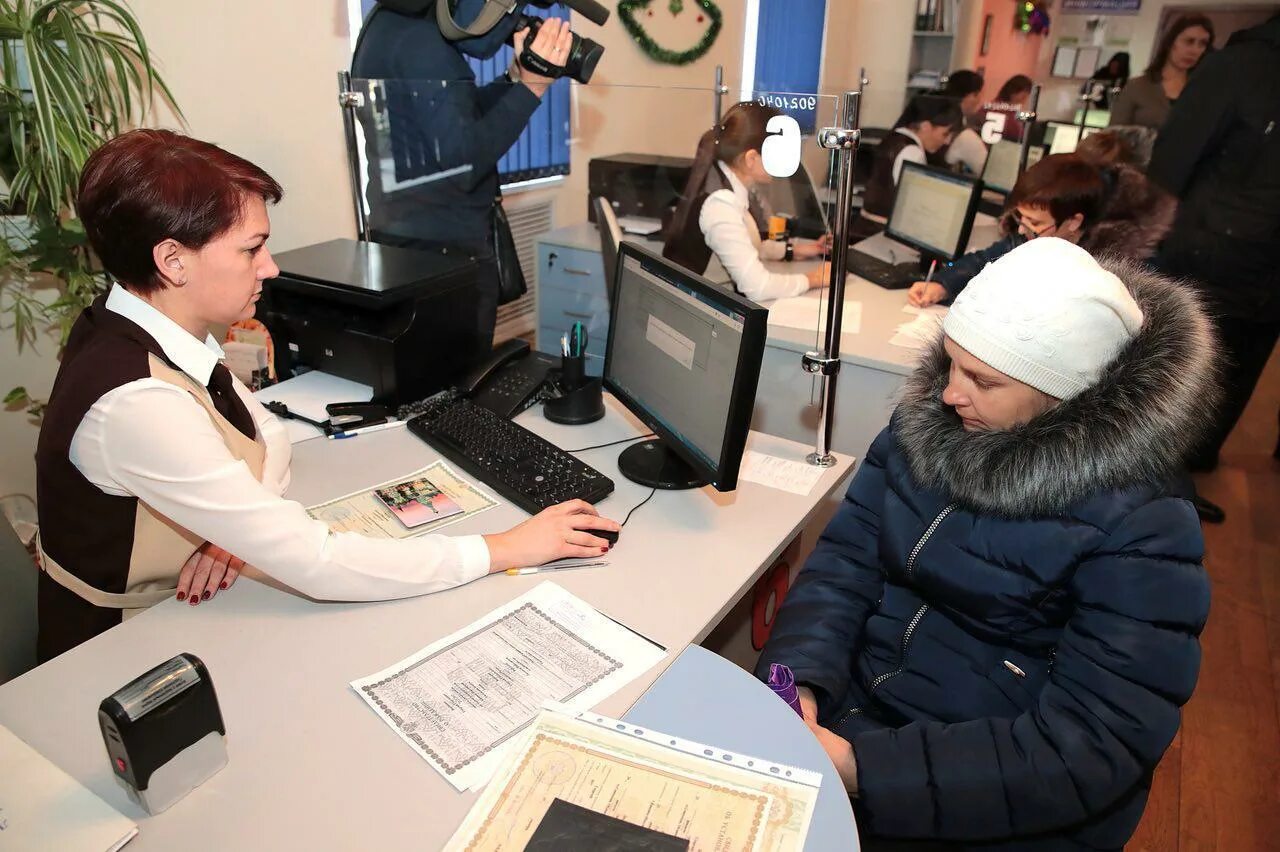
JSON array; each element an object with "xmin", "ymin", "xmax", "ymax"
[{"xmin": 0, "ymin": 0, "xmax": 178, "ymax": 414}]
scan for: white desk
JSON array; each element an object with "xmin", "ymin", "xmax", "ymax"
[{"xmin": 0, "ymin": 395, "xmax": 852, "ymax": 850}]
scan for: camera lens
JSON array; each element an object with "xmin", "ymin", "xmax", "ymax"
[{"xmin": 566, "ymin": 34, "xmax": 603, "ymax": 84}]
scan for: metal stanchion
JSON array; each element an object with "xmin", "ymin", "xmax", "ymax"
[
  {"xmin": 805, "ymin": 70, "xmax": 866, "ymax": 468},
  {"xmin": 1016, "ymin": 83, "xmax": 1041, "ymax": 174},
  {"xmin": 337, "ymin": 71, "xmax": 369, "ymax": 242},
  {"xmin": 714, "ymin": 65, "xmax": 728, "ymax": 124}
]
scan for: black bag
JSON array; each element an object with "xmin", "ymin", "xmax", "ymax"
[{"xmin": 491, "ymin": 196, "xmax": 528, "ymax": 305}]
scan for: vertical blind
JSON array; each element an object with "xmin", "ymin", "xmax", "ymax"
[{"xmin": 751, "ymin": 0, "xmax": 827, "ymax": 133}]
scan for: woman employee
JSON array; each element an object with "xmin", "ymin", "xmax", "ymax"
[
  {"xmin": 663, "ymin": 101, "xmax": 831, "ymax": 302},
  {"xmin": 34, "ymin": 129, "xmax": 619, "ymax": 661}
]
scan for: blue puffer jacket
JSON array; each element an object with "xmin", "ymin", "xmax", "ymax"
[{"xmin": 757, "ymin": 258, "xmax": 1216, "ymax": 850}]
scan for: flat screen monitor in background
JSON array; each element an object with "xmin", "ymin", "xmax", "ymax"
[
  {"xmin": 981, "ymin": 139, "xmax": 1045, "ymax": 195},
  {"xmin": 1046, "ymin": 121, "xmax": 1101, "ymax": 155},
  {"xmin": 603, "ymin": 244, "xmax": 767, "ymax": 492},
  {"xmin": 884, "ymin": 162, "xmax": 981, "ymax": 263},
  {"xmin": 754, "ymin": 162, "xmax": 830, "ymax": 239}
]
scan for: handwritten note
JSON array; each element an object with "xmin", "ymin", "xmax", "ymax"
[{"xmin": 738, "ymin": 450, "xmax": 833, "ymax": 496}]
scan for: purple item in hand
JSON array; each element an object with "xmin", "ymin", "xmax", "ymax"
[{"xmin": 768, "ymin": 663, "xmax": 804, "ymax": 718}]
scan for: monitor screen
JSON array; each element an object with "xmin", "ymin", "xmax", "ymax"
[
  {"xmin": 1046, "ymin": 122, "xmax": 1100, "ymax": 155},
  {"xmin": 981, "ymin": 139, "xmax": 1045, "ymax": 195},
  {"xmin": 604, "ymin": 245, "xmax": 767, "ymax": 491},
  {"xmin": 884, "ymin": 162, "xmax": 980, "ymax": 260}
]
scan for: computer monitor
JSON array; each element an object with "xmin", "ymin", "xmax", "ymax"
[
  {"xmin": 1046, "ymin": 121, "xmax": 1100, "ymax": 155},
  {"xmin": 981, "ymin": 139, "xmax": 1045, "ymax": 195},
  {"xmin": 754, "ymin": 162, "xmax": 830, "ymax": 239},
  {"xmin": 592, "ymin": 195, "xmax": 622, "ymax": 300},
  {"xmin": 884, "ymin": 162, "xmax": 981, "ymax": 262},
  {"xmin": 603, "ymin": 244, "xmax": 767, "ymax": 492}
]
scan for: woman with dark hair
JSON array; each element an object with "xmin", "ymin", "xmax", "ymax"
[
  {"xmin": 940, "ymin": 70, "xmax": 988, "ymax": 175},
  {"xmin": 34, "ymin": 129, "xmax": 619, "ymax": 661},
  {"xmin": 1111, "ymin": 14, "xmax": 1214, "ymax": 128},
  {"xmin": 908, "ymin": 152, "xmax": 1176, "ymax": 306},
  {"xmin": 995, "ymin": 73, "xmax": 1033, "ymax": 106},
  {"xmin": 1085, "ymin": 51, "xmax": 1131, "ymax": 109},
  {"xmin": 854, "ymin": 95, "xmax": 962, "ymax": 236},
  {"xmin": 663, "ymin": 101, "xmax": 831, "ymax": 301}
]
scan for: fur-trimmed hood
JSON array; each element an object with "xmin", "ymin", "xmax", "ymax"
[
  {"xmin": 894, "ymin": 256, "xmax": 1219, "ymax": 517},
  {"xmin": 1080, "ymin": 164, "xmax": 1178, "ymax": 260}
]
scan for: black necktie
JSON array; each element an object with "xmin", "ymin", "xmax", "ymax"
[{"xmin": 207, "ymin": 363, "xmax": 256, "ymax": 439}]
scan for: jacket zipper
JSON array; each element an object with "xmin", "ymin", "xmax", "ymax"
[{"xmin": 866, "ymin": 503, "xmax": 956, "ymax": 695}]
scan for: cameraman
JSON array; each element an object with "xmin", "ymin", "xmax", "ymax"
[{"xmin": 352, "ymin": 0, "xmax": 572, "ymax": 349}]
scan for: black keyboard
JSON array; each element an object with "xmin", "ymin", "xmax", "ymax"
[
  {"xmin": 848, "ymin": 251, "xmax": 919, "ymax": 290},
  {"xmin": 406, "ymin": 393, "xmax": 614, "ymax": 515}
]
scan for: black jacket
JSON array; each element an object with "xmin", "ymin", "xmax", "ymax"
[
  {"xmin": 1149, "ymin": 16, "xmax": 1280, "ymax": 320},
  {"xmin": 758, "ymin": 259, "xmax": 1217, "ymax": 849},
  {"xmin": 351, "ymin": 5, "xmax": 541, "ymax": 251}
]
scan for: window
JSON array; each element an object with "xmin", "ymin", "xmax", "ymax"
[
  {"xmin": 350, "ymin": 1, "xmax": 571, "ymax": 188},
  {"xmin": 741, "ymin": 0, "xmax": 828, "ymax": 132}
]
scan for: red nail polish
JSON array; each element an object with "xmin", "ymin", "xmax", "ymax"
[
  {"xmin": 190, "ymin": 597, "xmax": 199, "ymax": 606},
  {"xmin": 601, "ymin": 547, "xmax": 608, "ymax": 553},
  {"xmin": 220, "ymin": 581, "xmax": 228, "ymax": 590},
  {"xmin": 202, "ymin": 590, "xmax": 211, "ymax": 601},
  {"xmin": 176, "ymin": 592, "xmax": 186, "ymax": 601}
]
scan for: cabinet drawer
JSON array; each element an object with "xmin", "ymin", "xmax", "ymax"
[
  {"xmin": 539, "ymin": 287, "xmax": 609, "ymax": 336},
  {"xmin": 537, "ymin": 245, "xmax": 607, "ymax": 300}
]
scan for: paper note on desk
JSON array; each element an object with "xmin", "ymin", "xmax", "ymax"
[
  {"xmin": 254, "ymin": 371, "xmax": 373, "ymax": 442},
  {"xmin": 769, "ymin": 296, "xmax": 862, "ymax": 334},
  {"xmin": 307, "ymin": 461, "xmax": 497, "ymax": 539},
  {"xmin": 0, "ymin": 723, "xmax": 138, "ymax": 851},
  {"xmin": 445, "ymin": 707, "xmax": 820, "ymax": 852},
  {"xmin": 890, "ymin": 310, "xmax": 946, "ymax": 350},
  {"xmin": 350, "ymin": 582, "xmax": 667, "ymax": 792},
  {"xmin": 738, "ymin": 450, "xmax": 831, "ymax": 496}
]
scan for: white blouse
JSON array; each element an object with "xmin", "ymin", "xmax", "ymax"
[
  {"xmin": 698, "ymin": 163, "xmax": 809, "ymax": 302},
  {"xmin": 68, "ymin": 285, "xmax": 491, "ymax": 602}
]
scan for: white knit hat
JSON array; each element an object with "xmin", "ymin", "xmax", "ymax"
[{"xmin": 941, "ymin": 238, "xmax": 1144, "ymax": 399}]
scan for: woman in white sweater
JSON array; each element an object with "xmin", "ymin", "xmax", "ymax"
[{"xmin": 663, "ymin": 102, "xmax": 830, "ymax": 302}]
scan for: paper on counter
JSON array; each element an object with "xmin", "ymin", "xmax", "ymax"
[
  {"xmin": 350, "ymin": 582, "xmax": 667, "ymax": 792},
  {"xmin": 738, "ymin": 449, "xmax": 832, "ymax": 496},
  {"xmin": 0, "ymin": 723, "xmax": 138, "ymax": 852},
  {"xmin": 254, "ymin": 371, "xmax": 373, "ymax": 443},
  {"xmin": 889, "ymin": 310, "xmax": 946, "ymax": 350},
  {"xmin": 445, "ymin": 707, "xmax": 820, "ymax": 852},
  {"xmin": 901, "ymin": 303, "xmax": 948, "ymax": 317},
  {"xmin": 769, "ymin": 296, "xmax": 862, "ymax": 334},
  {"xmin": 307, "ymin": 461, "xmax": 497, "ymax": 540}
]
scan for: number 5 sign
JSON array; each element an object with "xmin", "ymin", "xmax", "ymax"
[
  {"xmin": 981, "ymin": 110, "xmax": 1009, "ymax": 145},
  {"xmin": 761, "ymin": 115, "xmax": 802, "ymax": 178}
]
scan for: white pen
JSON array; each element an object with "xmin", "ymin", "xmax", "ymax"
[
  {"xmin": 506, "ymin": 561, "xmax": 609, "ymax": 576},
  {"xmin": 328, "ymin": 419, "xmax": 406, "ymax": 439}
]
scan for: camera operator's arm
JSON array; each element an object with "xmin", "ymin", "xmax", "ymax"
[{"xmin": 509, "ymin": 19, "xmax": 573, "ymax": 98}]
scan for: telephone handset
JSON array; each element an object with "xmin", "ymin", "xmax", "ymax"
[{"xmin": 460, "ymin": 338, "xmax": 561, "ymax": 419}]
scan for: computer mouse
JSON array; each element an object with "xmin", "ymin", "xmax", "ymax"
[{"xmin": 594, "ymin": 528, "xmax": 620, "ymax": 545}]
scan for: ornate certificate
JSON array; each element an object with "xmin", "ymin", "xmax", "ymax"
[
  {"xmin": 350, "ymin": 584, "xmax": 667, "ymax": 791},
  {"xmin": 445, "ymin": 709, "xmax": 821, "ymax": 852}
]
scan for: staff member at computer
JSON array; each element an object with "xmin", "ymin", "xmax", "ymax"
[
  {"xmin": 663, "ymin": 101, "xmax": 831, "ymax": 302},
  {"xmin": 33, "ymin": 129, "xmax": 619, "ymax": 662},
  {"xmin": 852, "ymin": 96, "xmax": 963, "ymax": 240},
  {"xmin": 939, "ymin": 70, "xmax": 989, "ymax": 176},
  {"xmin": 908, "ymin": 151, "xmax": 1175, "ymax": 307}
]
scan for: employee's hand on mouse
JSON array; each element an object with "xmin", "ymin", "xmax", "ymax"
[
  {"xmin": 907, "ymin": 281, "xmax": 948, "ymax": 308},
  {"xmin": 794, "ymin": 234, "xmax": 833, "ymax": 260},
  {"xmin": 177, "ymin": 542, "xmax": 244, "ymax": 606},
  {"xmin": 806, "ymin": 262, "xmax": 832, "ymax": 289},
  {"xmin": 512, "ymin": 18, "xmax": 573, "ymax": 98},
  {"xmin": 483, "ymin": 500, "xmax": 620, "ymax": 572}
]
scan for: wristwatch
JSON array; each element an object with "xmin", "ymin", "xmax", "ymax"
[{"xmin": 783, "ymin": 239, "xmax": 795, "ymax": 262}]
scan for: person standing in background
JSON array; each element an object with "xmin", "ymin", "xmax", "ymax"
[
  {"xmin": 1149, "ymin": 13, "xmax": 1280, "ymax": 516},
  {"xmin": 1085, "ymin": 52, "xmax": 1130, "ymax": 110},
  {"xmin": 1111, "ymin": 15, "xmax": 1214, "ymax": 129},
  {"xmin": 939, "ymin": 70, "xmax": 988, "ymax": 176}
]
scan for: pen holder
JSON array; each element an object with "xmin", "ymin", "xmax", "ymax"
[{"xmin": 545, "ymin": 356, "xmax": 604, "ymax": 426}]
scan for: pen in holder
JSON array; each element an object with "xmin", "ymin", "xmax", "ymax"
[{"xmin": 544, "ymin": 354, "xmax": 605, "ymax": 425}]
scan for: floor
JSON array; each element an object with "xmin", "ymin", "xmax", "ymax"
[{"xmin": 1127, "ymin": 348, "xmax": 1280, "ymax": 850}]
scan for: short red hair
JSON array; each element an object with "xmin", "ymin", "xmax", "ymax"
[{"xmin": 77, "ymin": 129, "xmax": 283, "ymax": 295}]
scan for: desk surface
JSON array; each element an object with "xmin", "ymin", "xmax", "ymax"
[
  {"xmin": 625, "ymin": 645, "xmax": 859, "ymax": 850},
  {"xmin": 0, "ymin": 397, "xmax": 852, "ymax": 850}
]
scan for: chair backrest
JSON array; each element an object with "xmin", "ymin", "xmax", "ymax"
[
  {"xmin": 592, "ymin": 196, "xmax": 622, "ymax": 301},
  {"xmin": 0, "ymin": 520, "xmax": 38, "ymax": 684}
]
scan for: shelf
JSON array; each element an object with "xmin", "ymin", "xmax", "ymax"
[{"xmin": 912, "ymin": 31, "xmax": 954, "ymax": 37}]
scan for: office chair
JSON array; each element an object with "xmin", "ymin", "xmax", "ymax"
[
  {"xmin": 592, "ymin": 195, "xmax": 622, "ymax": 302},
  {"xmin": 0, "ymin": 519, "xmax": 38, "ymax": 684}
]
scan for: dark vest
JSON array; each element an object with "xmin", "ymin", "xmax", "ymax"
[
  {"xmin": 662, "ymin": 164, "xmax": 733, "ymax": 276},
  {"xmin": 862, "ymin": 131, "xmax": 922, "ymax": 219}
]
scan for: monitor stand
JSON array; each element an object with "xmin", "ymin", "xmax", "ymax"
[{"xmin": 618, "ymin": 440, "xmax": 707, "ymax": 490}]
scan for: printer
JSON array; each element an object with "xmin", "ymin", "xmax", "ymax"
[
  {"xmin": 587, "ymin": 153, "xmax": 693, "ymax": 225},
  {"xmin": 260, "ymin": 239, "xmax": 485, "ymax": 405}
]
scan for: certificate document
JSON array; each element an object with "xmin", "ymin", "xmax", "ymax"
[
  {"xmin": 445, "ymin": 708, "xmax": 821, "ymax": 852},
  {"xmin": 307, "ymin": 461, "xmax": 497, "ymax": 540},
  {"xmin": 350, "ymin": 583, "xmax": 667, "ymax": 791}
]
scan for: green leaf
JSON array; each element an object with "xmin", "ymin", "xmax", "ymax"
[{"xmin": 4, "ymin": 386, "xmax": 30, "ymax": 405}]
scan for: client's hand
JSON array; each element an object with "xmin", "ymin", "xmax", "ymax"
[
  {"xmin": 177, "ymin": 542, "xmax": 244, "ymax": 605},
  {"xmin": 512, "ymin": 18, "xmax": 573, "ymax": 98},
  {"xmin": 793, "ymin": 234, "xmax": 833, "ymax": 260},
  {"xmin": 806, "ymin": 262, "xmax": 832, "ymax": 290},
  {"xmin": 810, "ymin": 723, "xmax": 859, "ymax": 795},
  {"xmin": 796, "ymin": 685, "xmax": 819, "ymax": 726},
  {"xmin": 484, "ymin": 500, "xmax": 619, "ymax": 571},
  {"xmin": 907, "ymin": 281, "xmax": 948, "ymax": 308}
]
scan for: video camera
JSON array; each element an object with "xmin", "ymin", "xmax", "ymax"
[{"xmin": 377, "ymin": 0, "xmax": 609, "ymax": 84}]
